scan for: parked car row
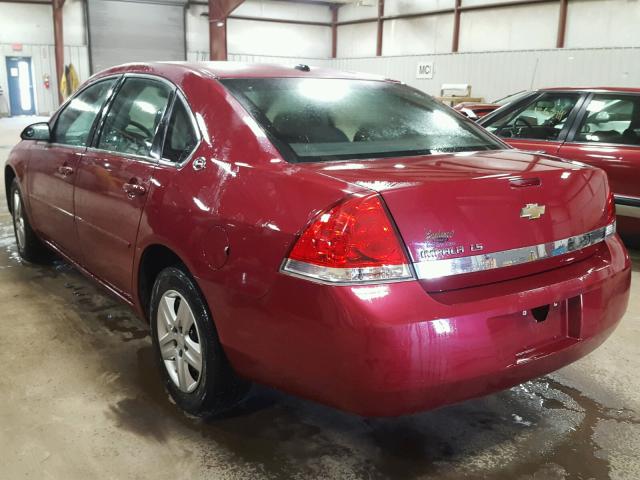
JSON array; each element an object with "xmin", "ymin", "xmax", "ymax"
[{"xmin": 5, "ymin": 63, "xmax": 632, "ymax": 418}]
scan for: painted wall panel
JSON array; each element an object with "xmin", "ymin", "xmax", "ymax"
[
  {"xmin": 565, "ymin": 0, "xmax": 640, "ymax": 48},
  {"xmin": 0, "ymin": 4, "xmax": 53, "ymax": 45},
  {"xmin": 337, "ymin": 23, "xmax": 377, "ymax": 58},
  {"xmin": 234, "ymin": 0, "xmax": 331, "ymax": 22},
  {"xmin": 227, "ymin": 18, "xmax": 331, "ymax": 57},
  {"xmin": 0, "ymin": 1, "xmax": 85, "ymax": 46},
  {"xmin": 385, "ymin": 0, "xmax": 455, "ymax": 15},
  {"xmin": 63, "ymin": 0, "xmax": 87, "ymax": 46},
  {"xmin": 459, "ymin": 4, "xmax": 558, "ymax": 52},
  {"xmin": 186, "ymin": 5, "xmax": 209, "ymax": 53},
  {"xmin": 338, "ymin": 2, "xmax": 378, "ymax": 22},
  {"xmin": 383, "ymin": 15, "xmax": 454, "ymax": 55}
]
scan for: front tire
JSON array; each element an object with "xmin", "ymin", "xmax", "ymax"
[
  {"xmin": 150, "ymin": 266, "xmax": 245, "ymax": 417},
  {"xmin": 10, "ymin": 179, "xmax": 50, "ymax": 263}
]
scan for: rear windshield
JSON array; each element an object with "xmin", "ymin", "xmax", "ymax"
[{"xmin": 220, "ymin": 78, "xmax": 503, "ymax": 163}]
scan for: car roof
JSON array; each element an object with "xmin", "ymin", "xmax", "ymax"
[
  {"xmin": 541, "ymin": 86, "xmax": 640, "ymax": 93},
  {"xmin": 94, "ymin": 61, "xmax": 389, "ymax": 83}
]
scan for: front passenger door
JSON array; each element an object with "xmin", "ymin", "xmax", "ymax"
[
  {"xmin": 27, "ymin": 78, "xmax": 118, "ymax": 258},
  {"xmin": 74, "ymin": 76, "xmax": 173, "ymax": 296},
  {"xmin": 482, "ymin": 91, "xmax": 583, "ymax": 155}
]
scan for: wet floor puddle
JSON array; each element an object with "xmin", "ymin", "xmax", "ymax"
[{"xmin": 0, "ymin": 212, "xmax": 638, "ymax": 479}]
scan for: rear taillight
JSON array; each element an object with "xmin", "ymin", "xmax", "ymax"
[
  {"xmin": 605, "ymin": 191, "xmax": 616, "ymax": 236},
  {"xmin": 281, "ymin": 194, "xmax": 414, "ymax": 284}
]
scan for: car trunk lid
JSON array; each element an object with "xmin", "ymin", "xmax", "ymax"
[{"xmin": 302, "ymin": 150, "xmax": 613, "ymax": 291}]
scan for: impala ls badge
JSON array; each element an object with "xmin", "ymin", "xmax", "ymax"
[{"xmin": 520, "ymin": 203, "xmax": 546, "ymax": 220}]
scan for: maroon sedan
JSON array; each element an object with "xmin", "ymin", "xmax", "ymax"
[
  {"xmin": 479, "ymin": 87, "xmax": 640, "ymax": 244},
  {"xmin": 5, "ymin": 63, "xmax": 630, "ymax": 417}
]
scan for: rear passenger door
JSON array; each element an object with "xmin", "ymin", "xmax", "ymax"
[
  {"xmin": 483, "ymin": 91, "xmax": 585, "ymax": 155},
  {"xmin": 74, "ymin": 75, "xmax": 174, "ymax": 297}
]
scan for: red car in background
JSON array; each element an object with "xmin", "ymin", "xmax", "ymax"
[
  {"xmin": 5, "ymin": 64, "xmax": 630, "ymax": 417},
  {"xmin": 479, "ymin": 87, "xmax": 640, "ymax": 244},
  {"xmin": 454, "ymin": 90, "xmax": 532, "ymax": 120}
]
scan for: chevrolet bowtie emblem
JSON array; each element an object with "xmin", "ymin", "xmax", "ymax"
[{"xmin": 520, "ymin": 203, "xmax": 546, "ymax": 220}]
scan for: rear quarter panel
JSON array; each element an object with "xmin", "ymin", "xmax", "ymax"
[{"xmin": 133, "ymin": 74, "xmax": 365, "ymax": 329}]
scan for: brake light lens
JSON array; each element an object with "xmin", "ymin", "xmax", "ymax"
[
  {"xmin": 605, "ymin": 191, "xmax": 616, "ymax": 236},
  {"xmin": 281, "ymin": 194, "xmax": 414, "ymax": 284}
]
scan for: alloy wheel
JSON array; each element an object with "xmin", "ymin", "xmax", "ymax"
[
  {"xmin": 156, "ymin": 290, "xmax": 203, "ymax": 393},
  {"xmin": 13, "ymin": 190, "xmax": 26, "ymax": 251}
]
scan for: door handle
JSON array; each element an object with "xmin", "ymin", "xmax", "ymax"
[
  {"xmin": 57, "ymin": 165, "xmax": 74, "ymax": 176},
  {"xmin": 123, "ymin": 181, "xmax": 146, "ymax": 197}
]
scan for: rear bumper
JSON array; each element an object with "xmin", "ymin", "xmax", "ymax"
[{"xmin": 204, "ymin": 235, "xmax": 631, "ymax": 417}]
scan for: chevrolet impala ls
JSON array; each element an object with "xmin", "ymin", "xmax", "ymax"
[{"xmin": 5, "ymin": 63, "xmax": 631, "ymax": 417}]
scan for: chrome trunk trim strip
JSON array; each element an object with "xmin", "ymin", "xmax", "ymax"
[{"xmin": 414, "ymin": 222, "xmax": 616, "ymax": 280}]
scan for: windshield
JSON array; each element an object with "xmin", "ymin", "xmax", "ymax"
[{"xmin": 221, "ymin": 78, "xmax": 503, "ymax": 163}]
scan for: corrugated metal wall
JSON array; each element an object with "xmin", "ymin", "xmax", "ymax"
[
  {"xmin": 0, "ymin": 44, "xmax": 90, "ymax": 116},
  {"xmin": 333, "ymin": 47, "xmax": 640, "ymax": 102},
  {"xmin": 187, "ymin": 52, "xmax": 333, "ymax": 67}
]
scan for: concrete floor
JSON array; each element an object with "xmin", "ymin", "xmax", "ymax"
[{"xmin": 0, "ymin": 116, "xmax": 638, "ymax": 480}]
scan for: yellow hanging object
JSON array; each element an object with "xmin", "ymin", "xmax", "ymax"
[
  {"xmin": 68, "ymin": 63, "xmax": 80, "ymax": 94},
  {"xmin": 59, "ymin": 63, "xmax": 80, "ymax": 100},
  {"xmin": 59, "ymin": 69, "xmax": 68, "ymax": 100}
]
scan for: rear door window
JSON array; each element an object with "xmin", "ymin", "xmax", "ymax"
[
  {"xmin": 573, "ymin": 94, "xmax": 640, "ymax": 145},
  {"xmin": 53, "ymin": 78, "xmax": 117, "ymax": 147},
  {"xmin": 484, "ymin": 92, "xmax": 581, "ymax": 142},
  {"xmin": 97, "ymin": 77, "xmax": 173, "ymax": 157},
  {"xmin": 162, "ymin": 97, "xmax": 199, "ymax": 163}
]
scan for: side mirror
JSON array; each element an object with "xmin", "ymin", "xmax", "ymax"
[
  {"xmin": 594, "ymin": 111, "xmax": 610, "ymax": 123},
  {"xmin": 21, "ymin": 122, "xmax": 51, "ymax": 142}
]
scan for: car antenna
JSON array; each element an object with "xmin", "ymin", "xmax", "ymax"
[{"xmin": 295, "ymin": 64, "xmax": 310, "ymax": 72}]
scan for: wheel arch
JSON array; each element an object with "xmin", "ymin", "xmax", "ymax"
[
  {"xmin": 137, "ymin": 243, "xmax": 189, "ymax": 322},
  {"xmin": 4, "ymin": 166, "xmax": 17, "ymax": 214}
]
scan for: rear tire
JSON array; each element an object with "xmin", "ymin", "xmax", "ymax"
[
  {"xmin": 10, "ymin": 179, "xmax": 51, "ymax": 263},
  {"xmin": 149, "ymin": 266, "xmax": 246, "ymax": 417}
]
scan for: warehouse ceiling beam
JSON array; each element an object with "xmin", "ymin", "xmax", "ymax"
[
  {"xmin": 53, "ymin": 0, "xmax": 65, "ymax": 104},
  {"xmin": 208, "ymin": 0, "xmax": 244, "ymax": 60}
]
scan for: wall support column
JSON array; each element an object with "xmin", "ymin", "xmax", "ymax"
[
  {"xmin": 556, "ymin": 0, "xmax": 568, "ymax": 48},
  {"xmin": 452, "ymin": 0, "xmax": 461, "ymax": 52},
  {"xmin": 331, "ymin": 5, "xmax": 338, "ymax": 58},
  {"xmin": 208, "ymin": 0, "xmax": 245, "ymax": 60},
  {"xmin": 53, "ymin": 0, "xmax": 65, "ymax": 104},
  {"xmin": 376, "ymin": 0, "xmax": 384, "ymax": 56}
]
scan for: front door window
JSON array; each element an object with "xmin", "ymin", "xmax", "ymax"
[{"xmin": 485, "ymin": 92, "xmax": 581, "ymax": 141}]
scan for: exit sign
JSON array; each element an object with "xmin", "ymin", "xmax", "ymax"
[{"xmin": 11, "ymin": 43, "xmax": 23, "ymax": 51}]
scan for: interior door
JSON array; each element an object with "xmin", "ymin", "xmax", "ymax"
[
  {"xmin": 5, "ymin": 56, "xmax": 35, "ymax": 116},
  {"xmin": 482, "ymin": 91, "xmax": 586, "ymax": 156},
  {"xmin": 74, "ymin": 76, "xmax": 173, "ymax": 296},
  {"xmin": 27, "ymin": 78, "xmax": 118, "ymax": 257}
]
